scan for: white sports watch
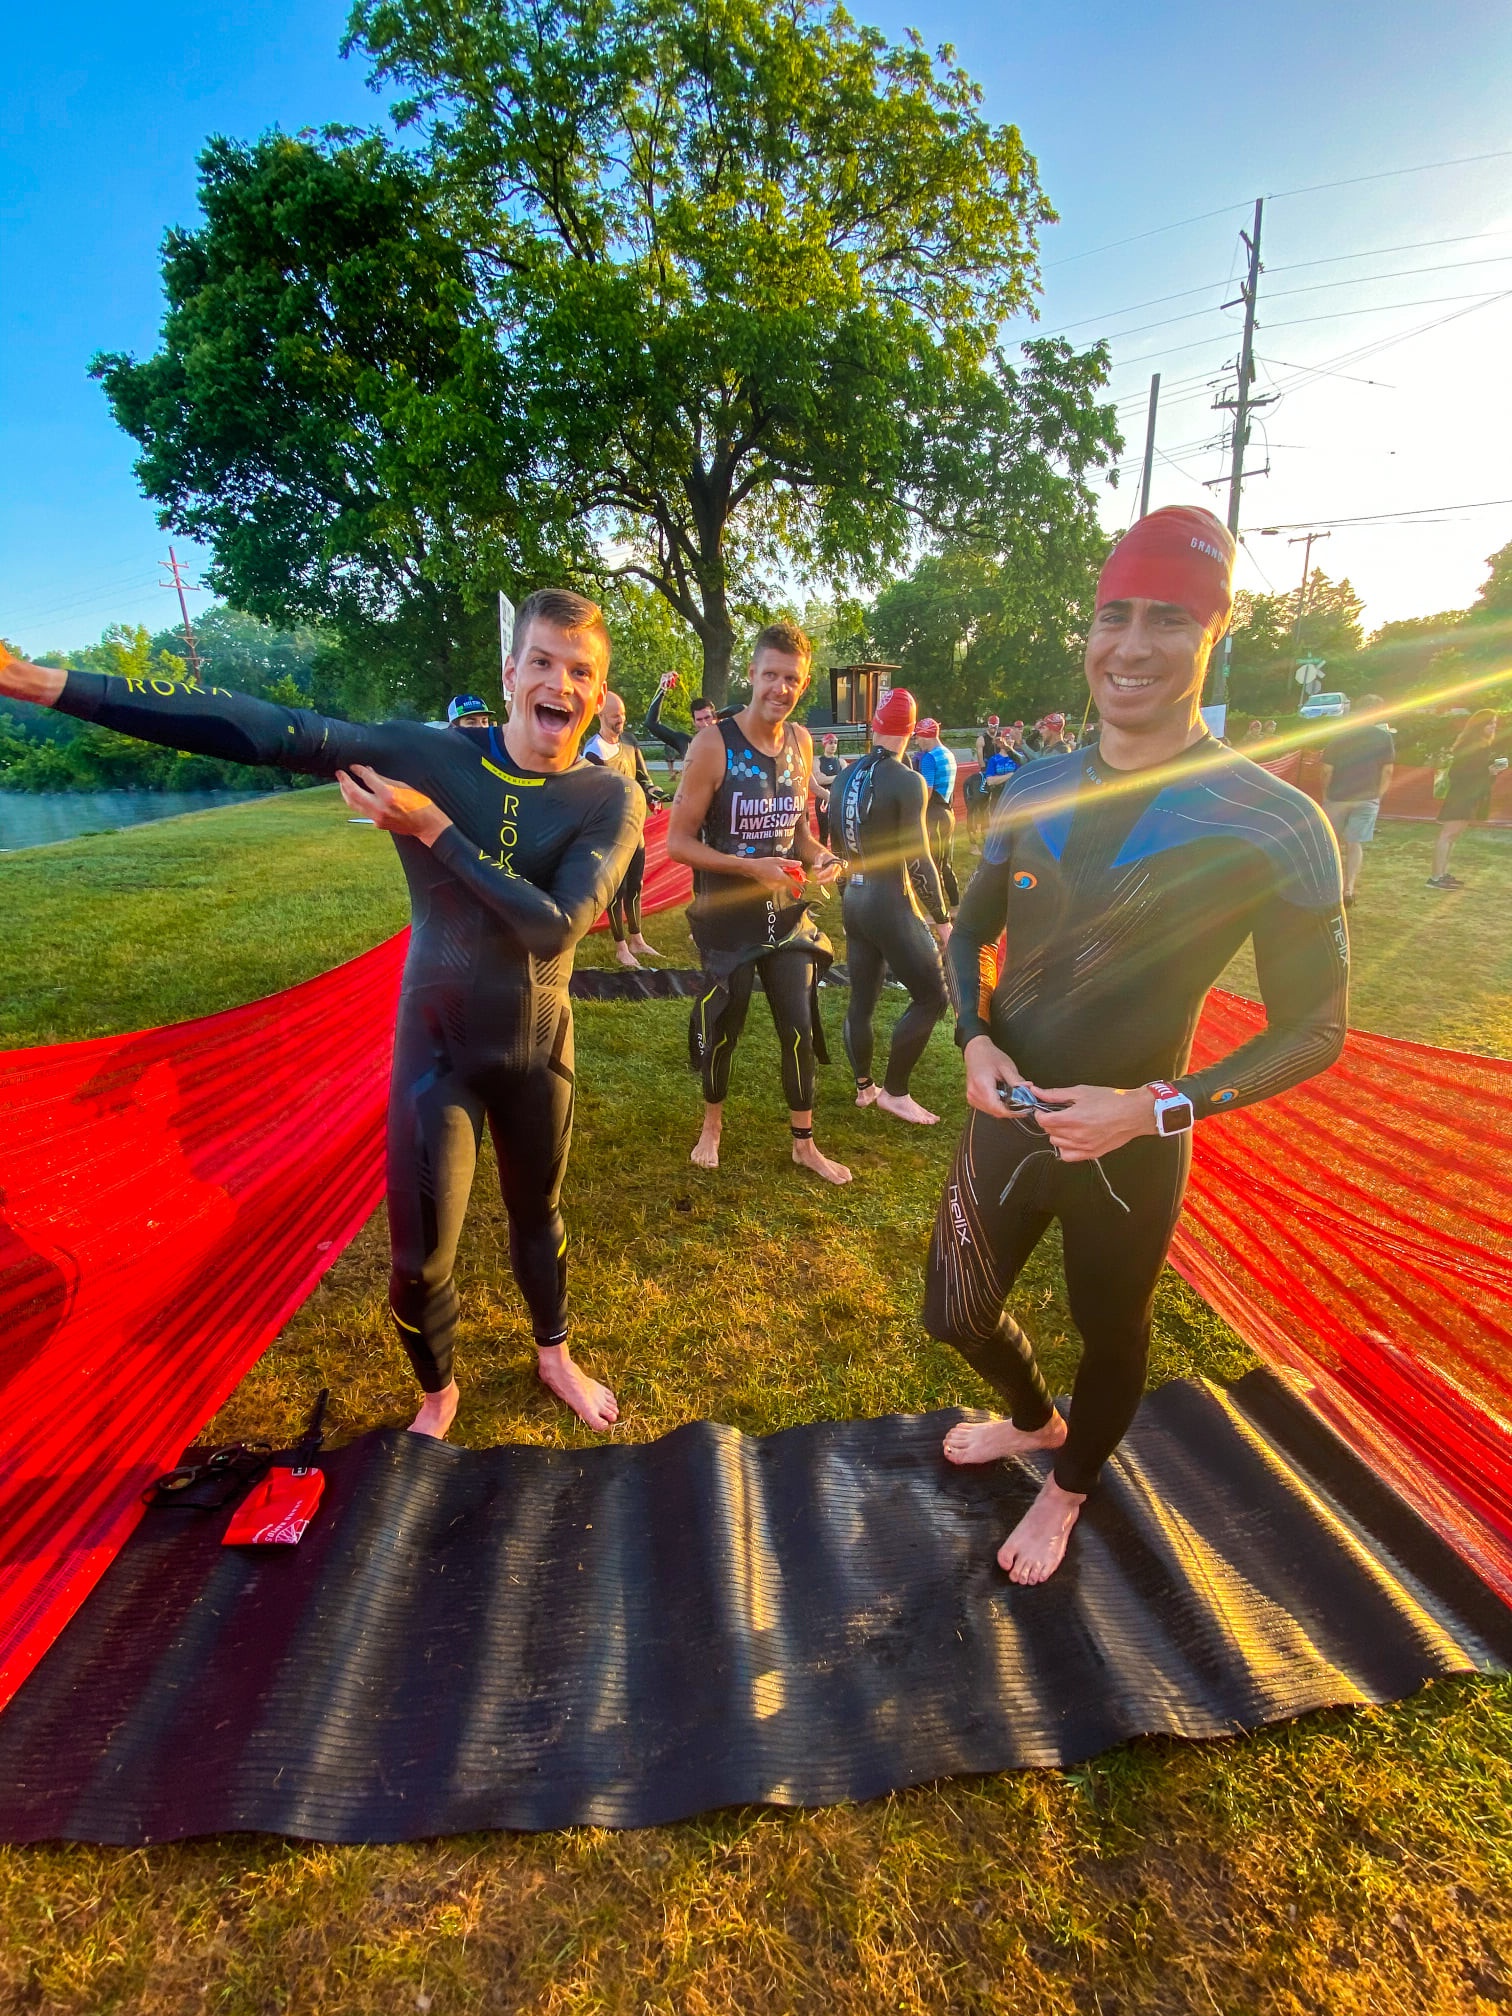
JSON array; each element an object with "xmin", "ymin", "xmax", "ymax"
[{"xmin": 1148, "ymin": 1079, "xmax": 1195, "ymax": 1137}]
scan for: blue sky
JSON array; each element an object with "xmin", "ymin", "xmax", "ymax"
[{"xmin": 5, "ymin": 0, "xmax": 1510, "ymax": 654}]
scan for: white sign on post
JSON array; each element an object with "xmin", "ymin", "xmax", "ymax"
[{"xmin": 498, "ymin": 592, "xmax": 515, "ymax": 674}]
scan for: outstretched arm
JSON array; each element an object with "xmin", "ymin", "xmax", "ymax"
[
  {"xmin": 641, "ymin": 684, "xmax": 690, "ymax": 759},
  {"xmin": 2, "ymin": 648, "xmax": 393, "ymax": 778}
]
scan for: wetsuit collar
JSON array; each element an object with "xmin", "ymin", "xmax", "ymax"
[{"xmin": 1081, "ymin": 730, "xmax": 1218, "ymax": 792}]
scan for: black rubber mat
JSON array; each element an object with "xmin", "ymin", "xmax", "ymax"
[
  {"xmin": 569, "ymin": 968, "xmax": 704, "ymax": 1000},
  {"xmin": 1, "ymin": 1371, "xmax": 1507, "ymax": 1845}
]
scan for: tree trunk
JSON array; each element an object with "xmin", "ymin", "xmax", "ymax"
[{"xmin": 700, "ymin": 623, "xmax": 735, "ymax": 708}]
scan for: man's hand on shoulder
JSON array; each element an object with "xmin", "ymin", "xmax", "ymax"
[
  {"xmin": 338, "ymin": 764, "xmax": 452, "ymax": 845},
  {"xmin": 0, "ymin": 644, "xmax": 66, "ymax": 707},
  {"xmin": 1029, "ymin": 1083, "xmax": 1158, "ymax": 1162}
]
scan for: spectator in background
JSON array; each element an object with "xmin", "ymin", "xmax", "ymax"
[
  {"xmin": 1264, "ymin": 718, "xmax": 1278, "ymax": 738},
  {"xmin": 1320, "ymin": 695, "xmax": 1395, "ymax": 907},
  {"xmin": 1428, "ymin": 711, "xmax": 1501, "ymax": 890},
  {"xmin": 1243, "ymin": 719, "xmax": 1264, "ymax": 744},
  {"xmin": 813, "ymin": 731, "xmax": 846, "ymax": 846},
  {"xmin": 1038, "ymin": 712, "xmax": 1072, "ymax": 757}
]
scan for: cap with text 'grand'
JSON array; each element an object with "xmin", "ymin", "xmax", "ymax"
[{"xmin": 1096, "ymin": 506, "xmax": 1236, "ymax": 641}]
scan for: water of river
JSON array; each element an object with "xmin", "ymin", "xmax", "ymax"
[{"xmin": 0, "ymin": 790, "xmax": 266, "ymax": 853}]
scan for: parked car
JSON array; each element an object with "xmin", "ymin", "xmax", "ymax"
[{"xmin": 1298, "ymin": 691, "xmax": 1350, "ymax": 720}]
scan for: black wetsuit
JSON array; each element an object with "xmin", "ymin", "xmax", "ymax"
[
  {"xmin": 688, "ymin": 717, "xmax": 831, "ymax": 1110},
  {"xmin": 813, "ymin": 752, "xmax": 845, "ymax": 847},
  {"xmin": 641, "ymin": 689, "xmax": 738, "ymax": 761},
  {"xmin": 834, "ymin": 749, "xmax": 949, "ymax": 1098},
  {"xmin": 53, "ymin": 671, "xmax": 641, "ymax": 1391},
  {"xmin": 925, "ymin": 737, "xmax": 1347, "ymax": 1495},
  {"xmin": 585, "ymin": 730, "xmax": 660, "ymax": 942}
]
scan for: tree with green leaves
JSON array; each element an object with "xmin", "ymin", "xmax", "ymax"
[
  {"xmin": 93, "ymin": 130, "xmax": 574, "ymax": 718},
  {"xmin": 347, "ymin": 0, "xmax": 1120, "ymax": 700},
  {"xmin": 97, "ymin": 1, "xmax": 1120, "ymax": 714},
  {"xmin": 1226, "ymin": 569, "xmax": 1364, "ymax": 718}
]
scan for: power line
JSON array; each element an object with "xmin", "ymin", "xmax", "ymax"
[
  {"xmin": 1040, "ymin": 149, "xmax": 1512, "ymax": 272},
  {"xmin": 1255, "ymin": 499, "xmax": 1512, "ymax": 532}
]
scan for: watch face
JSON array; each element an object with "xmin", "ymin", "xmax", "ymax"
[{"xmin": 1157, "ymin": 1102, "xmax": 1194, "ymax": 1136}]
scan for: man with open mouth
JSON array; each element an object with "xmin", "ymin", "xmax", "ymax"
[
  {"xmin": 923, "ymin": 507, "xmax": 1349, "ymax": 1586},
  {"xmin": 0, "ymin": 588, "xmax": 641, "ymax": 1440}
]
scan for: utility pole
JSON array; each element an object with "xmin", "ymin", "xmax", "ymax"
[
  {"xmin": 1207, "ymin": 198, "xmax": 1275, "ymax": 705},
  {"xmin": 1138, "ymin": 372, "xmax": 1161, "ymax": 520},
  {"xmin": 160, "ymin": 546, "xmax": 204, "ymax": 682},
  {"xmin": 1288, "ymin": 530, "xmax": 1330, "ymax": 646}
]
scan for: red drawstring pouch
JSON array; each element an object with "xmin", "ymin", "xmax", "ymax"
[
  {"xmin": 222, "ymin": 1466, "xmax": 325, "ymax": 1546},
  {"xmin": 223, "ymin": 1389, "xmax": 329, "ymax": 1547}
]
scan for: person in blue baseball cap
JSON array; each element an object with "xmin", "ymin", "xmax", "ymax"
[{"xmin": 447, "ymin": 693, "xmax": 491, "ymax": 727}]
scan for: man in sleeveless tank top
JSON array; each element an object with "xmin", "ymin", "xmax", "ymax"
[{"xmin": 666, "ymin": 621, "xmax": 851, "ymax": 1183}]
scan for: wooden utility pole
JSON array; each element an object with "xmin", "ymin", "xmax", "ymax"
[
  {"xmin": 160, "ymin": 547, "xmax": 204, "ymax": 682},
  {"xmin": 1138, "ymin": 373, "xmax": 1161, "ymax": 520},
  {"xmin": 1208, "ymin": 199, "xmax": 1275, "ymax": 705},
  {"xmin": 1288, "ymin": 530, "xmax": 1331, "ymax": 645}
]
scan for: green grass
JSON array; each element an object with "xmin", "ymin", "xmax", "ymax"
[{"xmin": 2, "ymin": 795, "xmax": 1511, "ymax": 2013}]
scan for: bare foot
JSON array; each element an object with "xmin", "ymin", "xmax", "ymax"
[
  {"xmin": 408, "ymin": 1380, "xmax": 460, "ymax": 1439},
  {"xmin": 537, "ymin": 1344, "xmax": 619, "ymax": 1431},
  {"xmin": 691, "ymin": 1119, "xmax": 721, "ymax": 1169},
  {"xmin": 614, "ymin": 942, "xmax": 641, "ymax": 969},
  {"xmin": 855, "ymin": 1083, "xmax": 880, "ymax": 1108},
  {"xmin": 998, "ymin": 1473, "xmax": 1085, "ymax": 1585},
  {"xmin": 792, "ymin": 1135, "xmax": 852, "ymax": 1185},
  {"xmin": 875, "ymin": 1089, "xmax": 939, "ymax": 1125},
  {"xmin": 942, "ymin": 1410, "xmax": 1067, "ymax": 1465},
  {"xmin": 628, "ymin": 936, "xmax": 662, "ymax": 960}
]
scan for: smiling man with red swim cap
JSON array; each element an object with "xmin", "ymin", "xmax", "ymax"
[{"xmin": 924, "ymin": 505, "xmax": 1348, "ymax": 1586}]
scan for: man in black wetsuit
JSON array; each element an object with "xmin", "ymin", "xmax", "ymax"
[
  {"xmin": 812, "ymin": 732, "xmax": 846, "ymax": 848},
  {"xmin": 0, "ymin": 590, "xmax": 641, "ymax": 1441},
  {"xmin": 834, "ymin": 687, "xmax": 951, "ymax": 1126},
  {"xmin": 641, "ymin": 674, "xmax": 743, "ymax": 772},
  {"xmin": 666, "ymin": 620, "xmax": 849, "ymax": 1184},
  {"xmin": 585, "ymin": 689, "xmax": 664, "ymax": 967},
  {"xmin": 924, "ymin": 506, "xmax": 1348, "ymax": 1584}
]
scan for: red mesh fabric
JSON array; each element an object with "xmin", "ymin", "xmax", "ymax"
[
  {"xmin": 1172, "ymin": 993, "xmax": 1512, "ymax": 1602},
  {"xmin": 0, "ymin": 935, "xmax": 406, "ymax": 1714}
]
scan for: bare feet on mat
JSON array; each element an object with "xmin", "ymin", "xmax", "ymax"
[
  {"xmin": 614, "ymin": 942, "xmax": 641, "ymax": 969},
  {"xmin": 628, "ymin": 935, "xmax": 662, "ymax": 960},
  {"xmin": 855, "ymin": 1083, "xmax": 881, "ymax": 1108},
  {"xmin": 691, "ymin": 1115, "xmax": 722, "ymax": 1169},
  {"xmin": 998, "ymin": 1474, "xmax": 1085, "ymax": 1585},
  {"xmin": 792, "ymin": 1136, "xmax": 852, "ymax": 1185},
  {"xmin": 537, "ymin": 1344, "xmax": 619, "ymax": 1430},
  {"xmin": 875, "ymin": 1089, "xmax": 939, "ymax": 1125},
  {"xmin": 943, "ymin": 1410, "xmax": 1067, "ymax": 1465},
  {"xmin": 408, "ymin": 1380, "xmax": 460, "ymax": 1439}
]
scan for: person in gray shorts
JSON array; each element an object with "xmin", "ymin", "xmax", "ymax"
[{"xmin": 1321, "ymin": 696, "xmax": 1395, "ymax": 905}]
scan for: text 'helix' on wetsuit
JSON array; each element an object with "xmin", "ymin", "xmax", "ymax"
[
  {"xmin": 835, "ymin": 748, "xmax": 949, "ymax": 1097},
  {"xmin": 55, "ymin": 672, "xmax": 642, "ymax": 1389},
  {"xmin": 688, "ymin": 716, "xmax": 831, "ymax": 1108},
  {"xmin": 926, "ymin": 736, "xmax": 1347, "ymax": 1496}
]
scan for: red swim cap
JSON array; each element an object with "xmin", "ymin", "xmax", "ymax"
[
  {"xmin": 1096, "ymin": 506, "xmax": 1236, "ymax": 641},
  {"xmin": 916, "ymin": 717, "xmax": 940, "ymax": 739},
  {"xmin": 872, "ymin": 687, "xmax": 917, "ymax": 736}
]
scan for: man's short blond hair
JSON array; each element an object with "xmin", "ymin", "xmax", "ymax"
[
  {"xmin": 751, "ymin": 620, "xmax": 812, "ymax": 668},
  {"xmin": 511, "ymin": 588, "xmax": 612, "ymax": 668}
]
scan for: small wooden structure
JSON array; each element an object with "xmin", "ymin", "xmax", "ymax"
[{"xmin": 826, "ymin": 663, "xmax": 900, "ymax": 731}]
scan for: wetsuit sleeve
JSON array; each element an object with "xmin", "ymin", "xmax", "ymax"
[
  {"xmin": 1178, "ymin": 896, "xmax": 1348, "ymax": 1119},
  {"xmin": 428, "ymin": 778, "xmax": 643, "ymax": 956},
  {"xmin": 632, "ymin": 742, "xmax": 658, "ymax": 803},
  {"xmin": 54, "ymin": 668, "xmax": 398, "ymax": 776},
  {"xmin": 896, "ymin": 768, "xmax": 948, "ymax": 924},
  {"xmin": 641, "ymin": 690, "xmax": 690, "ymax": 759},
  {"xmin": 945, "ymin": 856, "xmax": 1010, "ymax": 1047}
]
